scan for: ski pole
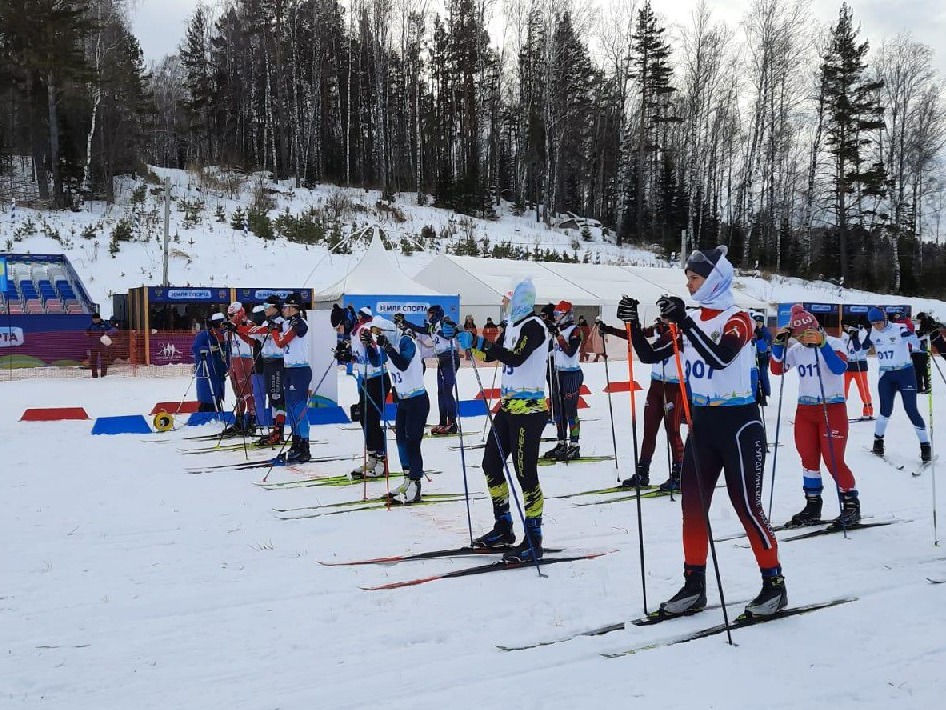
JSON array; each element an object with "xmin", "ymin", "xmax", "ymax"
[
  {"xmin": 466, "ymin": 351, "xmax": 545, "ymax": 578},
  {"xmin": 667, "ymin": 321, "xmax": 733, "ymax": 645},
  {"xmin": 659, "ymin": 356, "xmax": 675, "ymax": 503},
  {"xmin": 597, "ymin": 322, "xmax": 620, "ymax": 479},
  {"xmin": 623, "ymin": 310, "xmax": 648, "ymax": 614},
  {"xmin": 170, "ymin": 362, "xmax": 199, "ymax": 431},
  {"xmin": 929, "ymin": 350, "xmax": 942, "ymax": 545},
  {"xmin": 480, "ymin": 361, "xmax": 499, "ymax": 442},
  {"xmin": 767, "ymin": 353, "xmax": 787, "ymax": 521},
  {"xmin": 450, "ymin": 344, "xmax": 475, "ymax": 545},
  {"xmin": 812, "ymin": 347, "xmax": 849, "ymax": 539}
]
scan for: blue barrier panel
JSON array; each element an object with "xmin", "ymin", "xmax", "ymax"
[
  {"xmin": 308, "ymin": 406, "xmax": 350, "ymax": 425},
  {"xmin": 457, "ymin": 399, "xmax": 488, "ymax": 418},
  {"xmin": 187, "ymin": 411, "xmax": 236, "ymax": 426},
  {"xmin": 92, "ymin": 415, "xmax": 152, "ymax": 435}
]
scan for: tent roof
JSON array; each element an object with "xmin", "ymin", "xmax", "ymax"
[{"xmin": 318, "ymin": 231, "xmax": 442, "ymax": 302}]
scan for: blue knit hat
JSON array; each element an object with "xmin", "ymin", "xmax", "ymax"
[{"xmin": 867, "ymin": 307, "xmax": 886, "ymax": 323}]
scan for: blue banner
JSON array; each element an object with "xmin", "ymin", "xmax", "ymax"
[
  {"xmin": 0, "ymin": 256, "xmax": 7, "ymax": 292},
  {"xmin": 233, "ymin": 287, "xmax": 313, "ymax": 305},
  {"xmin": 343, "ymin": 293, "xmax": 461, "ymax": 323},
  {"xmin": 148, "ymin": 286, "xmax": 230, "ymax": 303}
]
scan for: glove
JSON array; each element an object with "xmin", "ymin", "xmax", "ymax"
[
  {"xmin": 393, "ymin": 313, "xmax": 405, "ymax": 326},
  {"xmin": 359, "ymin": 329, "xmax": 373, "ymax": 345},
  {"xmin": 441, "ymin": 321, "xmax": 457, "ymax": 339},
  {"xmin": 199, "ymin": 348, "xmax": 209, "ymax": 357},
  {"xmin": 616, "ymin": 296, "xmax": 639, "ymax": 323},
  {"xmin": 456, "ymin": 331, "xmax": 474, "ymax": 351},
  {"xmin": 222, "ymin": 321, "xmax": 237, "ymax": 332},
  {"xmin": 843, "ymin": 324, "xmax": 857, "ymax": 334},
  {"xmin": 799, "ymin": 329, "xmax": 825, "ymax": 348},
  {"xmin": 657, "ymin": 296, "xmax": 687, "ymax": 324},
  {"xmin": 334, "ymin": 340, "xmax": 353, "ymax": 363},
  {"xmin": 547, "ymin": 322, "xmax": 559, "ymax": 336},
  {"xmin": 375, "ymin": 333, "xmax": 390, "ymax": 349},
  {"xmin": 773, "ymin": 328, "xmax": 791, "ymax": 346}
]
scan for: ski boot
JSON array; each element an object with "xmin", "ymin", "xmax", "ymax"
[
  {"xmin": 430, "ymin": 421, "xmax": 458, "ymax": 436},
  {"xmin": 503, "ymin": 518, "xmax": 543, "ymax": 563},
  {"xmin": 387, "ymin": 477, "xmax": 421, "ymax": 504},
  {"xmin": 472, "ymin": 513, "xmax": 516, "ymax": 549},
  {"xmin": 744, "ymin": 572, "xmax": 788, "ymax": 618},
  {"xmin": 352, "ymin": 453, "xmax": 386, "ymax": 478},
  {"xmin": 832, "ymin": 490, "xmax": 861, "ymax": 527},
  {"xmin": 657, "ymin": 462, "xmax": 682, "ymax": 493},
  {"xmin": 921, "ymin": 442, "xmax": 933, "ymax": 463},
  {"xmin": 863, "ymin": 404, "xmax": 874, "ymax": 419},
  {"xmin": 659, "ymin": 566, "xmax": 707, "ymax": 616},
  {"xmin": 257, "ymin": 423, "xmax": 284, "ymax": 447},
  {"xmin": 871, "ymin": 435, "xmax": 884, "ymax": 457},
  {"xmin": 286, "ymin": 437, "xmax": 311, "ymax": 464},
  {"xmin": 543, "ymin": 441, "xmax": 567, "ymax": 460},
  {"xmin": 220, "ymin": 415, "xmax": 245, "ymax": 438},
  {"xmin": 560, "ymin": 443, "xmax": 581, "ymax": 461},
  {"xmin": 622, "ymin": 461, "xmax": 651, "ymax": 488},
  {"xmin": 787, "ymin": 493, "xmax": 823, "ymax": 528},
  {"xmin": 275, "ymin": 434, "xmax": 301, "ymax": 463}
]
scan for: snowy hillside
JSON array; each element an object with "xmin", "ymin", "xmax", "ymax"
[{"xmin": 3, "ymin": 359, "xmax": 946, "ymax": 708}]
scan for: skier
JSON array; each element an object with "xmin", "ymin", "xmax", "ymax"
[
  {"xmin": 624, "ymin": 246, "xmax": 786, "ymax": 618},
  {"xmin": 243, "ymin": 296, "xmax": 287, "ymax": 445},
  {"xmin": 771, "ymin": 305, "xmax": 860, "ymax": 527},
  {"xmin": 752, "ymin": 312, "xmax": 772, "ymax": 406},
  {"xmin": 248, "ymin": 305, "xmax": 271, "ymax": 429},
  {"xmin": 85, "ymin": 312, "xmax": 116, "ymax": 378},
  {"xmin": 916, "ymin": 312, "xmax": 946, "ymax": 362},
  {"xmin": 264, "ymin": 294, "xmax": 312, "ymax": 463},
  {"xmin": 351, "ymin": 307, "xmax": 391, "ymax": 477},
  {"xmin": 542, "ymin": 301, "xmax": 585, "ymax": 461},
  {"xmin": 420, "ymin": 306, "xmax": 460, "ymax": 436},
  {"xmin": 598, "ymin": 316, "xmax": 685, "ymax": 491},
  {"xmin": 192, "ymin": 313, "xmax": 228, "ymax": 413},
  {"xmin": 375, "ymin": 318, "xmax": 430, "ymax": 503},
  {"xmin": 221, "ymin": 302, "xmax": 257, "ymax": 435},
  {"xmin": 840, "ymin": 319, "xmax": 874, "ymax": 419},
  {"xmin": 458, "ymin": 278, "xmax": 550, "ymax": 563},
  {"xmin": 867, "ymin": 307, "xmax": 932, "ymax": 462}
]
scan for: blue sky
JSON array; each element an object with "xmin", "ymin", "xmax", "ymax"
[{"xmin": 131, "ymin": 0, "xmax": 946, "ymax": 75}]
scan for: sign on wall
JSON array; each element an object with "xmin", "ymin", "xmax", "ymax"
[{"xmin": 343, "ymin": 294, "xmax": 461, "ymax": 324}]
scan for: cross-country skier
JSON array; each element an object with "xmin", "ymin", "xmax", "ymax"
[
  {"xmin": 624, "ymin": 246, "xmax": 786, "ymax": 618},
  {"xmin": 351, "ymin": 307, "xmax": 391, "ymax": 477},
  {"xmin": 192, "ymin": 313, "xmax": 228, "ymax": 413},
  {"xmin": 268, "ymin": 294, "xmax": 312, "ymax": 463},
  {"xmin": 867, "ymin": 307, "xmax": 932, "ymax": 462},
  {"xmin": 771, "ymin": 305, "xmax": 860, "ymax": 527},
  {"xmin": 752, "ymin": 312, "xmax": 772, "ymax": 406},
  {"xmin": 542, "ymin": 301, "xmax": 585, "ymax": 461},
  {"xmin": 840, "ymin": 320, "xmax": 874, "ymax": 419},
  {"xmin": 598, "ymin": 317, "xmax": 685, "ymax": 491},
  {"xmin": 458, "ymin": 279, "xmax": 550, "ymax": 563},
  {"xmin": 248, "ymin": 305, "xmax": 271, "ymax": 429},
  {"xmin": 242, "ymin": 296, "xmax": 286, "ymax": 445},
  {"xmin": 916, "ymin": 312, "xmax": 946, "ymax": 360},
  {"xmin": 419, "ymin": 306, "xmax": 460, "ymax": 436},
  {"xmin": 375, "ymin": 318, "xmax": 430, "ymax": 503},
  {"xmin": 221, "ymin": 302, "xmax": 257, "ymax": 436}
]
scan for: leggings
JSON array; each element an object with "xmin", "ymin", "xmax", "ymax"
[
  {"xmin": 361, "ymin": 373, "xmax": 392, "ymax": 455},
  {"xmin": 552, "ymin": 369, "xmax": 584, "ymax": 442},
  {"xmin": 794, "ymin": 402, "xmax": 856, "ymax": 493},
  {"xmin": 681, "ymin": 405, "xmax": 779, "ymax": 571},
  {"xmin": 844, "ymin": 368, "xmax": 873, "ymax": 416},
  {"xmin": 263, "ymin": 359, "xmax": 285, "ymax": 422},
  {"xmin": 284, "ymin": 366, "xmax": 311, "ymax": 439},
  {"xmin": 436, "ymin": 351, "xmax": 461, "ymax": 424},
  {"xmin": 875, "ymin": 367, "xmax": 928, "ymax": 441},
  {"xmin": 482, "ymin": 408, "xmax": 546, "ymax": 521},
  {"xmin": 396, "ymin": 393, "xmax": 430, "ymax": 479},
  {"xmin": 639, "ymin": 380, "xmax": 685, "ymax": 465}
]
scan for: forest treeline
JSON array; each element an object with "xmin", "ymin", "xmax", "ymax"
[{"xmin": 1, "ymin": 0, "xmax": 945, "ymax": 295}]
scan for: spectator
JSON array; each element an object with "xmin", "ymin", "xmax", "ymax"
[
  {"xmin": 85, "ymin": 312, "xmax": 116, "ymax": 378},
  {"xmin": 577, "ymin": 315, "xmax": 592, "ymax": 361},
  {"xmin": 463, "ymin": 314, "xmax": 478, "ymax": 337},
  {"xmin": 482, "ymin": 317, "xmax": 500, "ymax": 343}
]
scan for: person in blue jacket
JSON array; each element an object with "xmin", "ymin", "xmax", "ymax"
[
  {"xmin": 752, "ymin": 312, "xmax": 773, "ymax": 406},
  {"xmin": 192, "ymin": 313, "xmax": 228, "ymax": 413}
]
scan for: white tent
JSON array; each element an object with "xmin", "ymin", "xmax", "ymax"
[{"xmin": 316, "ymin": 230, "xmax": 442, "ymax": 307}]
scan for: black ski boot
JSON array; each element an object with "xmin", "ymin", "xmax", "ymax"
[
  {"xmin": 622, "ymin": 461, "xmax": 650, "ymax": 488},
  {"xmin": 560, "ymin": 443, "xmax": 580, "ymax": 461},
  {"xmin": 287, "ymin": 437, "xmax": 311, "ymax": 464},
  {"xmin": 788, "ymin": 493, "xmax": 823, "ymax": 527},
  {"xmin": 921, "ymin": 442, "xmax": 933, "ymax": 463},
  {"xmin": 871, "ymin": 435, "xmax": 885, "ymax": 457},
  {"xmin": 543, "ymin": 442, "xmax": 567, "ymax": 460},
  {"xmin": 472, "ymin": 513, "xmax": 516, "ymax": 549},
  {"xmin": 744, "ymin": 573, "xmax": 788, "ymax": 618},
  {"xmin": 832, "ymin": 490, "xmax": 861, "ymax": 527},
  {"xmin": 503, "ymin": 517, "xmax": 543, "ymax": 563},
  {"xmin": 659, "ymin": 566, "xmax": 707, "ymax": 616},
  {"xmin": 658, "ymin": 462, "xmax": 682, "ymax": 493}
]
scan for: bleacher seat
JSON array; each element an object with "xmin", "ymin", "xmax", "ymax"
[{"xmin": 45, "ymin": 302, "xmax": 64, "ymax": 314}]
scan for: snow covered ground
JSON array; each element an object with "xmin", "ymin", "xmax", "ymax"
[{"xmin": 4, "ymin": 357, "xmax": 946, "ymax": 709}]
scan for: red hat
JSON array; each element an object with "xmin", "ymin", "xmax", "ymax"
[
  {"xmin": 788, "ymin": 304, "xmax": 819, "ymax": 334},
  {"xmin": 554, "ymin": 300, "xmax": 573, "ymax": 313}
]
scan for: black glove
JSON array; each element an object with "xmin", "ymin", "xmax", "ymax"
[
  {"xmin": 222, "ymin": 321, "xmax": 237, "ymax": 333},
  {"xmin": 359, "ymin": 329, "xmax": 373, "ymax": 345},
  {"xmin": 773, "ymin": 328, "xmax": 791, "ymax": 346},
  {"xmin": 375, "ymin": 333, "xmax": 390, "ymax": 349},
  {"xmin": 656, "ymin": 296, "xmax": 687, "ymax": 324},
  {"xmin": 393, "ymin": 313, "xmax": 405, "ymax": 326},
  {"xmin": 547, "ymin": 322, "xmax": 559, "ymax": 337},
  {"xmin": 334, "ymin": 340, "xmax": 353, "ymax": 363},
  {"xmin": 616, "ymin": 296, "xmax": 639, "ymax": 323}
]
